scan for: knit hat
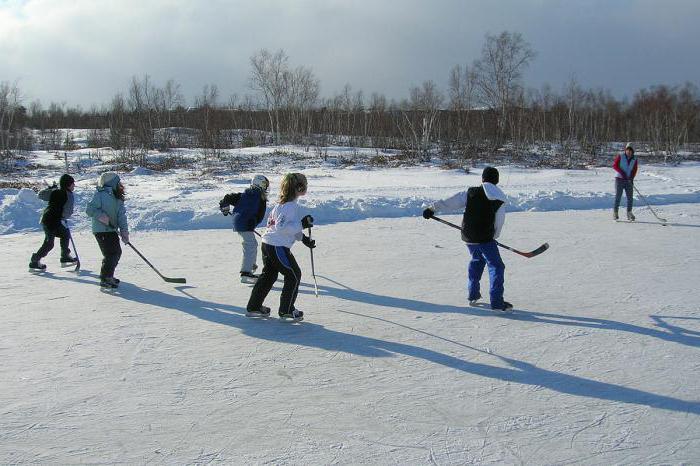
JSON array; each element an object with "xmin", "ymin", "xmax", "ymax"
[
  {"xmin": 98, "ymin": 172, "xmax": 120, "ymax": 188},
  {"xmin": 59, "ymin": 174, "xmax": 75, "ymax": 190},
  {"xmin": 482, "ymin": 166, "xmax": 499, "ymax": 185}
]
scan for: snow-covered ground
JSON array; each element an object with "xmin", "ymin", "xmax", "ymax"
[
  {"xmin": 1, "ymin": 147, "xmax": 700, "ymax": 234},
  {"xmin": 1, "ymin": 146, "xmax": 699, "ymax": 463},
  {"xmin": 1, "ymin": 204, "xmax": 699, "ymax": 463}
]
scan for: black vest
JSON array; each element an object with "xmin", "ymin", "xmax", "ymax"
[{"xmin": 461, "ymin": 186, "xmax": 503, "ymax": 243}]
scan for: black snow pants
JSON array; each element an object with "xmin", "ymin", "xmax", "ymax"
[
  {"xmin": 95, "ymin": 232, "xmax": 122, "ymax": 279},
  {"xmin": 247, "ymin": 243, "xmax": 302, "ymax": 315},
  {"xmin": 34, "ymin": 223, "xmax": 71, "ymax": 260}
]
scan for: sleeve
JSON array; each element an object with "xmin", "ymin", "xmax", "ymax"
[
  {"xmin": 493, "ymin": 202, "xmax": 506, "ymax": 239},
  {"xmin": 630, "ymin": 158, "xmax": 638, "ymax": 179},
  {"xmin": 85, "ymin": 192, "xmax": 103, "ymax": 219},
  {"xmin": 117, "ymin": 202, "xmax": 128, "ymax": 234},
  {"xmin": 612, "ymin": 155, "xmax": 625, "ymax": 178},
  {"xmin": 255, "ymin": 198, "xmax": 266, "ymax": 225},
  {"xmin": 432, "ymin": 191, "xmax": 468, "ymax": 213},
  {"xmin": 220, "ymin": 193, "xmax": 241, "ymax": 208}
]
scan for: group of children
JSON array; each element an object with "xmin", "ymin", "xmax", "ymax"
[
  {"xmin": 219, "ymin": 173, "xmax": 315, "ymax": 320},
  {"xmin": 29, "ymin": 143, "xmax": 639, "ymax": 318},
  {"xmin": 29, "ymin": 172, "xmax": 129, "ymax": 289}
]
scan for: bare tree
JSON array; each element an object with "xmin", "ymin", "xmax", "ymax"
[
  {"xmin": 473, "ymin": 31, "xmax": 536, "ymax": 141},
  {"xmin": 249, "ymin": 48, "xmax": 289, "ymax": 143},
  {"xmin": 0, "ymin": 80, "xmax": 23, "ymax": 159}
]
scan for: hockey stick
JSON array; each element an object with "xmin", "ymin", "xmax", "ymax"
[
  {"xmin": 308, "ymin": 226, "xmax": 319, "ymax": 297},
  {"xmin": 430, "ymin": 215, "xmax": 549, "ymax": 258},
  {"xmin": 128, "ymin": 243, "xmax": 187, "ymax": 283},
  {"xmin": 68, "ymin": 232, "xmax": 81, "ymax": 271},
  {"xmin": 632, "ymin": 184, "xmax": 667, "ymax": 224}
]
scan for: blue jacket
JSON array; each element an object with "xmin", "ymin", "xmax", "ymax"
[
  {"xmin": 85, "ymin": 177, "xmax": 128, "ymax": 234},
  {"xmin": 222, "ymin": 187, "xmax": 267, "ymax": 232}
]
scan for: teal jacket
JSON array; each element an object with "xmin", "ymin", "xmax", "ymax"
[{"xmin": 85, "ymin": 178, "xmax": 128, "ymax": 234}]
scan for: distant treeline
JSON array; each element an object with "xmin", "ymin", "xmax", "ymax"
[{"xmin": 2, "ymin": 31, "xmax": 699, "ymax": 165}]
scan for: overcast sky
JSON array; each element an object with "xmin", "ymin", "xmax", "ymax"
[{"xmin": 1, "ymin": 0, "xmax": 699, "ymax": 108}]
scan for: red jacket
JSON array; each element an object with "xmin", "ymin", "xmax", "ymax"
[{"xmin": 613, "ymin": 154, "xmax": 638, "ymax": 180}]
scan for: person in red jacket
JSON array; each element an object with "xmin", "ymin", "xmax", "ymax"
[{"xmin": 613, "ymin": 143, "xmax": 638, "ymax": 221}]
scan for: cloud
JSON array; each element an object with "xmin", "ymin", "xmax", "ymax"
[{"xmin": 1, "ymin": 0, "xmax": 698, "ymax": 108}]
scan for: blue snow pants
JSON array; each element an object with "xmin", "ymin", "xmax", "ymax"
[{"xmin": 466, "ymin": 240, "xmax": 505, "ymax": 309}]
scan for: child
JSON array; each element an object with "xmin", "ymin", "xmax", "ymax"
[
  {"xmin": 29, "ymin": 174, "xmax": 77, "ymax": 270},
  {"xmin": 423, "ymin": 166, "xmax": 512, "ymax": 312},
  {"xmin": 219, "ymin": 174, "xmax": 269, "ymax": 283},
  {"xmin": 613, "ymin": 143, "xmax": 638, "ymax": 221},
  {"xmin": 85, "ymin": 172, "xmax": 129, "ymax": 289},
  {"xmin": 246, "ymin": 173, "xmax": 315, "ymax": 320}
]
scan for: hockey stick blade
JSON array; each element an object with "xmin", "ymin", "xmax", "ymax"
[
  {"xmin": 128, "ymin": 243, "xmax": 187, "ymax": 284},
  {"xmin": 497, "ymin": 241, "xmax": 549, "ymax": 258},
  {"xmin": 430, "ymin": 215, "xmax": 549, "ymax": 258},
  {"xmin": 164, "ymin": 277, "xmax": 187, "ymax": 284}
]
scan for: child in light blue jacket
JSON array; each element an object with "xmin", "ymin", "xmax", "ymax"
[{"xmin": 86, "ymin": 172, "xmax": 129, "ymax": 289}]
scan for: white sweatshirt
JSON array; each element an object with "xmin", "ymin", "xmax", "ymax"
[
  {"xmin": 261, "ymin": 200, "xmax": 304, "ymax": 248},
  {"xmin": 431, "ymin": 182, "xmax": 507, "ymax": 239}
]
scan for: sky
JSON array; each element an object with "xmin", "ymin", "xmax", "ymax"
[{"xmin": 1, "ymin": 0, "xmax": 699, "ymax": 109}]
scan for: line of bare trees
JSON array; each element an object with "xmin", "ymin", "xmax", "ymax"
[{"xmin": 3, "ymin": 31, "xmax": 700, "ymax": 166}]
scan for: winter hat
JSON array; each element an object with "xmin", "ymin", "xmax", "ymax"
[
  {"xmin": 482, "ymin": 166, "xmax": 499, "ymax": 185},
  {"xmin": 251, "ymin": 174, "xmax": 269, "ymax": 192},
  {"xmin": 625, "ymin": 142, "xmax": 634, "ymax": 153},
  {"xmin": 59, "ymin": 174, "xmax": 75, "ymax": 190},
  {"xmin": 98, "ymin": 172, "xmax": 120, "ymax": 188}
]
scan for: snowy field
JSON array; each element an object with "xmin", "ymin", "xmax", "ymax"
[
  {"xmin": 1, "ymin": 146, "xmax": 700, "ymax": 463},
  {"xmin": 1, "ymin": 203, "xmax": 699, "ymax": 464}
]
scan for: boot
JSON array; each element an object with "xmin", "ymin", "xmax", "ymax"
[
  {"xmin": 613, "ymin": 209, "xmax": 619, "ymax": 221},
  {"xmin": 627, "ymin": 210, "xmax": 635, "ymax": 221},
  {"xmin": 246, "ymin": 305, "xmax": 271, "ymax": 318},
  {"xmin": 60, "ymin": 254, "xmax": 78, "ymax": 267},
  {"xmin": 100, "ymin": 277, "xmax": 119, "ymax": 289},
  {"xmin": 240, "ymin": 271, "xmax": 259, "ymax": 284},
  {"xmin": 492, "ymin": 301, "xmax": 514, "ymax": 313},
  {"xmin": 279, "ymin": 308, "xmax": 304, "ymax": 321},
  {"xmin": 29, "ymin": 254, "xmax": 46, "ymax": 271}
]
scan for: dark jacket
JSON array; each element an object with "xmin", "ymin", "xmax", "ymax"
[
  {"xmin": 461, "ymin": 186, "xmax": 504, "ymax": 244},
  {"xmin": 40, "ymin": 174, "xmax": 75, "ymax": 229},
  {"xmin": 221, "ymin": 187, "xmax": 267, "ymax": 232}
]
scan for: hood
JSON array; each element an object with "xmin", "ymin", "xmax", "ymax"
[
  {"xmin": 482, "ymin": 182, "xmax": 507, "ymax": 203},
  {"xmin": 98, "ymin": 172, "xmax": 120, "ymax": 189}
]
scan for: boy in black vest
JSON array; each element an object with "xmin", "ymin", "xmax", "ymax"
[{"xmin": 423, "ymin": 167, "xmax": 513, "ymax": 312}]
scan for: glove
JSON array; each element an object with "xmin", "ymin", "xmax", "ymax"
[
  {"xmin": 302, "ymin": 234, "xmax": 316, "ymax": 249},
  {"xmin": 422, "ymin": 208, "xmax": 434, "ymax": 219},
  {"xmin": 220, "ymin": 205, "xmax": 231, "ymax": 216},
  {"xmin": 97, "ymin": 213, "xmax": 111, "ymax": 226},
  {"xmin": 120, "ymin": 231, "xmax": 130, "ymax": 245},
  {"xmin": 301, "ymin": 214, "xmax": 314, "ymax": 229}
]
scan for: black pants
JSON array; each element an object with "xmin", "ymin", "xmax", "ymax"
[
  {"xmin": 34, "ymin": 224, "xmax": 71, "ymax": 260},
  {"xmin": 95, "ymin": 232, "xmax": 122, "ymax": 279},
  {"xmin": 614, "ymin": 178, "xmax": 634, "ymax": 212},
  {"xmin": 247, "ymin": 243, "xmax": 301, "ymax": 315}
]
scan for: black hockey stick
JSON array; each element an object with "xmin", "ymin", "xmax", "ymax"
[
  {"xmin": 68, "ymin": 232, "xmax": 81, "ymax": 271},
  {"xmin": 308, "ymin": 226, "xmax": 319, "ymax": 297},
  {"xmin": 430, "ymin": 215, "xmax": 549, "ymax": 258},
  {"xmin": 128, "ymin": 243, "xmax": 187, "ymax": 283},
  {"xmin": 633, "ymin": 184, "xmax": 668, "ymax": 224}
]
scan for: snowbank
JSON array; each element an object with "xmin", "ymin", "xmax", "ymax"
[{"xmin": 2, "ymin": 161, "xmax": 699, "ymax": 234}]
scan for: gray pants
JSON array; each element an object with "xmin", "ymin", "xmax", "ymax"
[
  {"xmin": 237, "ymin": 231, "xmax": 258, "ymax": 273},
  {"xmin": 614, "ymin": 178, "xmax": 634, "ymax": 212}
]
